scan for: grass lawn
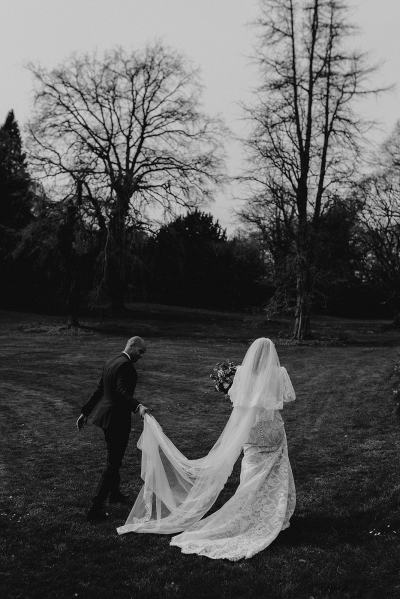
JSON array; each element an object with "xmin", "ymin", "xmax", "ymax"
[{"xmin": 0, "ymin": 308, "xmax": 400, "ymax": 599}]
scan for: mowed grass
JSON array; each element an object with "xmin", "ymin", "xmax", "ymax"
[{"xmin": 1, "ymin": 310, "xmax": 400, "ymax": 599}]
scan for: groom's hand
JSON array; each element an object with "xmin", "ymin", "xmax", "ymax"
[{"xmin": 76, "ymin": 414, "xmax": 87, "ymax": 431}]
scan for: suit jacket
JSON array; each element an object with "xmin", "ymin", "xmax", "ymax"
[{"xmin": 81, "ymin": 353, "xmax": 140, "ymax": 430}]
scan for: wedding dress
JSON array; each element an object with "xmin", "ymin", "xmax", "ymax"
[{"xmin": 117, "ymin": 338, "xmax": 296, "ymax": 561}]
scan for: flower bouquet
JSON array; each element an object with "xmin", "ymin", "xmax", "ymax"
[{"xmin": 210, "ymin": 360, "xmax": 237, "ymax": 394}]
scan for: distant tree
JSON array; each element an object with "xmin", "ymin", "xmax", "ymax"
[
  {"xmin": 313, "ymin": 197, "xmax": 364, "ymax": 314},
  {"xmin": 56, "ymin": 181, "xmax": 94, "ymax": 327},
  {"xmin": 10, "ymin": 196, "xmax": 66, "ymax": 310},
  {"xmin": 357, "ymin": 162, "xmax": 400, "ymax": 325},
  {"xmin": 240, "ymin": 199, "xmax": 297, "ymax": 317},
  {"xmin": 241, "ymin": 196, "xmax": 364, "ymax": 319},
  {"xmin": 149, "ymin": 210, "xmax": 268, "ymax": 310},
  {"xmin": 150, "ymin": 210, "xmax": 226, "ymax": 306},
  {"xmin": 0, "ymin": 110, "xmax": 34, "ymax": 307},
  {"xmin": 221, "ymin": 234, "xmax": 271, "ymax": 311},
  {"xmin": 159, "ymin": 210, "xmax": 227, "ymax": 244},
  {"xmin": 242, "ymin": 0, "xmax": 382, "ymax": 338},
  {"xmin": 14, "ymin": 192, "xmax": 97, "ymax": 316},
  {"xmin": 0, "ymin": 110, "xmax": 33, "ymax": 231},
  {"xmin": 27, "ymin": 44, "xmax": 224, "ymax": 310}
]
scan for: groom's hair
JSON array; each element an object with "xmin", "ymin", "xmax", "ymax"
[{"xmin": 124, "ymin": 336, "xmax": 145, "ymax": 352}]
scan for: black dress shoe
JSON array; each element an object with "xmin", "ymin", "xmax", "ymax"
[
  {"xmin": 86, "ymin": 506, "xmax": 109, "ymax": 523},
  {"xmin": 109, "ymin": 492, "xmax": 131, "ymax": 505}
]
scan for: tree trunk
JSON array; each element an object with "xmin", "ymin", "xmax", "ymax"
[
  {"xmin": 293, "ymin": 266, "xmax": 312, "ymax": 340},
  {"xmin": 292, "ymin": 198, "xmax": 313, "ymax": 339},
  {"xmin": 293, "ymin": 229, "xmax": 313, "ymax": 340},
  {"xmin": 67, "ymin": 273, "xmax": 81, "ymax": 328},
  {"xmin": 59, "ymin": 187, "xmax": 83, "ymax": 328},
  {"xmin": 104, "ymin": 197, "xmax": 129, "ymax": 312},
  {"xmin": 67, "ymin": 181, "xmax": 83, "ymax": 327},
  {"xmin": 105, "ymin": 239, "xmax": 126, "ymax": 312}
]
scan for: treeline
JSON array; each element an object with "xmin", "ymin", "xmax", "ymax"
[
  {"xmin": 1, "ymin": 3, "xmax": 400, "ymax": 333},
  {"xmin": 0, "ymin": 113, "xmax": 267, "ymax": 316},
  {"xmin": 0, "ymin": 108, "xmax": 399, "ymax": 324}
]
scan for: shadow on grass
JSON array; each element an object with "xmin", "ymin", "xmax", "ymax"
[{"xmin": 277, "ymin": 509, "xmax": 400, "ymax": 548}]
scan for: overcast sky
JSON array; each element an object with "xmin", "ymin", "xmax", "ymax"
[{"xmin": 1, "ymin": 0, "xmax": 400, "ymax": 231}]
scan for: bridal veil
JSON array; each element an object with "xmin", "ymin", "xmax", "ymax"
[{"xmin": 117, "ymin": 338, "xmax": 295, "ymax": 536}]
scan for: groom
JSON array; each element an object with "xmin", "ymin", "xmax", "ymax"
[{"xmin": 76, "ymin": 336, "xmax": 150, "ymax": 522}]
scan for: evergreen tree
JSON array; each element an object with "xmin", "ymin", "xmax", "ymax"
[
  {"xmin": 150, "ymin": 210, "xmax": 226, "ymax": 307},
  {"xmin": 148, "ymin": 210, "xmax": 268, "ymax": 310},
  {"xmin": 0, "ymin": 110, "xmax": 33, "ymax": 308},
  {"xmin": 0, "ymin": 110, "xmax": 32, "ymax": 230}
]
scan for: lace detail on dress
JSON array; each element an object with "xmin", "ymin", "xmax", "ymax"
[
  {"xmin": 246, "ymin": 410, "xmax": 284, "ymax": 447},
  {"xmin": 171, "ymin": 414, "xmax": 296, "ymax": 561}
]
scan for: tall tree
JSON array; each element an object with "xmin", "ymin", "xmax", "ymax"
[
  {"xmin": 27, "ymin": 44, "xmax": 224, "ymax": 310},
  {"xmin": 0, "ymin": 110, "xmax": 32, "ymax": 230},
  {"xmin": 357, "ymin": 125, "xmax": 400, "ymax": 324},
  {"xmin": 56, "ymin": 181, "xmax": 88, "ymax": 327},
  {"xmin": 150, "ymin": 210, "xmax": 227, "ymax": 306},
  {"xmin": 0, "ymin": 110, "xmax": 34, "ymax": 307},
  {"xmin": 240, "ymin": 194, "xmax": 297, "ymax": 318},
  {"xmin": 312, "ymin": 197, "xmax": 363, "ymax": 313},
  {"xmin": 13, "ymin": 189, "xmax": 98, "ymax": 316},
  {"xmin": 242, "ymin": 0, "xmax": 381, "ymax": 338},
  {"xmin": 148, "ymin": 210, "xmax": 268, "ymax": 309}
]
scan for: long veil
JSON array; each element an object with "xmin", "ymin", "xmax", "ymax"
[{"xmin": 117, "ymin": 338, "xmax": 292, "ymax": 536}]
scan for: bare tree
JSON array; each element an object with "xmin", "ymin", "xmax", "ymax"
[
  {"xmin": 357, "ymin": 126, "xmax": 400, "ymax": 324},
  {"xmin": 239, "ymin": 185, "xmax": 297, "ymax": 318},
  {"xmin": 242, "ymin": 0, "xmax": 381, "ymax": 338},
  {"xmin": 27, "ymin": 44, "xmax": 224, "ymax": 310}
]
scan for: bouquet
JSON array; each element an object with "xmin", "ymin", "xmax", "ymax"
[{"xmin": 210, "ymin": 360, "xmax": 237, "ymax": 394}]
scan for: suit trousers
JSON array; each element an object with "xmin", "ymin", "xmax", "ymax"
[{"xmin": 93, "ymin": 417, "xmax": 131, "ymax": 506}]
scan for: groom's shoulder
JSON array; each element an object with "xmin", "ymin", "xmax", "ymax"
[{"xmin": 104, "ymin": 354, "xmax": 136, "ymax": 373}]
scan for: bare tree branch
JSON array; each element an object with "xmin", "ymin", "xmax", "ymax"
[{"xmin": 240, "ymin": 0, "xmax": 385, "ymax": 338}]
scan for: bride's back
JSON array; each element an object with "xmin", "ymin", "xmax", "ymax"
[{"xmin": 246, "ymin": 410, "xmax": 285, "ymax": 448}]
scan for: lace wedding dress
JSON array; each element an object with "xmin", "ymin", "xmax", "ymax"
[
  {"xmin": 118, "ymin": 338, "xmax": 296, "ymax": 561},
  {"xmin": 170, "ymin": 410, "xmax": 295, "ymax": 560}
]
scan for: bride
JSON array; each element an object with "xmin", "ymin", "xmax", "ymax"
[{"xmin": 117, "ymin": 337, "xmax": 296, "ymax": 561}]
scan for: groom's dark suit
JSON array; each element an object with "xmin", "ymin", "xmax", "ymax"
[{"xmin": 81, "ymin": 352, "xmax": 140, "ymax": 506}]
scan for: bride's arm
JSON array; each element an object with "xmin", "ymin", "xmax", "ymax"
[
  {"xmin": 227, "ymin": 366, "xmax": 241, "ymax": 403},
  {"xmin": 281, "ymin": 366, "xmax": 296, "ymax": 403}
]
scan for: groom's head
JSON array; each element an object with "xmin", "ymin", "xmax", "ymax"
[{"xmin": 124, "ymin": 336, "xmax": 146, "ymax": 362}]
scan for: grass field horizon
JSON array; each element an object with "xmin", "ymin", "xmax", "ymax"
[{"xmin": 1, "ymin": 306, "xmax": 400, "ymax": 598}]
